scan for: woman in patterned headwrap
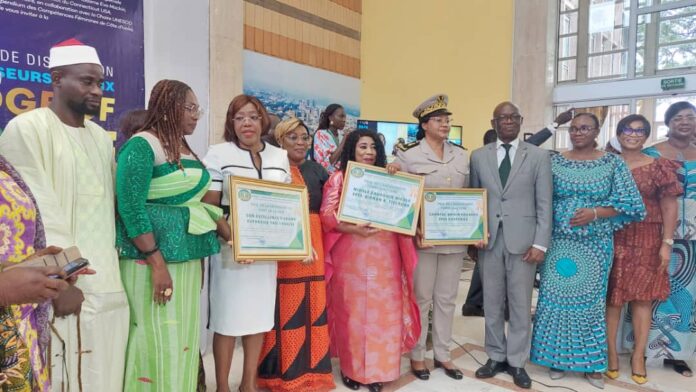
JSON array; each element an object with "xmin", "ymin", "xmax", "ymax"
[{"xmin": 257, "ymin": 117, "xmax": 335, "ymax": 392}]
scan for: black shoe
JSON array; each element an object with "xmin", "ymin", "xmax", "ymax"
[
  {"xmin": 367, "ymin": 382, "xmax": 383, "ymax": 392},
  {"xmin": 475, "ymin": 359, "xmax": 508, "ymax": 378},
  {"xmin": 411, "ymin": 366, "xmax": 430, "ymax": 380},
  {"xmin": 341, "ymin": 373, "xmax": 360, "ymax": 390},
  {"xmin": 462, "ymin": 303, "xmax": 485, "ymax": 317},
  {"xmin": 667, "ymin": 359, "xmax": 694, "ymax": 377},
  {"xmin": 508, "ymin": 367, "xmax": 532, "ymax": 389},
  {"xmin": 434, "ymin": 360, "xmax": 463, "ymax": 380}
]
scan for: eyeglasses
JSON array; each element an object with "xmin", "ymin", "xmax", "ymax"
[
  {"xmin": 183, "ymin": 104, "xmax": 204, "ymax": 116},
  {"xmin": 670, "ymin": 115, "xmax": 696, "ymax": 123},
  {"xmin": 494, "ymin": 114, "xmax": 523, "ymax": 124},
  {"xmin": 620, "ymin": 127, "xmax": 648, "ymax": 137},
  {"xmin": 233, "ymin": 115, "xmax": 262, "ymax": 123},
  {"xmin": 568, "ymin": 125, "xmax": 597, "ymax": 134},
  {"xmin": 429, "ymin": 117, "xmax": 452, "ymax": 125},
  {"xmin": 284, "ymin": 134, "xmax": 312, "ymax": 143}
]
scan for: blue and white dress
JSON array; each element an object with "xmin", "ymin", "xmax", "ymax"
[
  {"xmin": 621, "ymin": 147, "xmax": 696, "ymax": 362},
  {"xmin": 530, "ymin": 153, "xmax": 645, "ymax": 372}
]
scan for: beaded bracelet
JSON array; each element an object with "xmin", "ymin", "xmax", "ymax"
[{"xmin": 140, "ymin": 245, "xmax": 160, "ymax": 258}]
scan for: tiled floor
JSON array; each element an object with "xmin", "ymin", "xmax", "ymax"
[{"xmin": 202, "ymin": 261, "xmax": 695, "ymax": 391}]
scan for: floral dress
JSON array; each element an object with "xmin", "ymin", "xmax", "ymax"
[{"xmin": 312, "ymin": 129, "xmax": 344, "ymax": 174}]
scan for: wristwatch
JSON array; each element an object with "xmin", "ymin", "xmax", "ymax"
[{"xmin": 663, "ymin": 239, "xmax": 674, "ymax": 245}]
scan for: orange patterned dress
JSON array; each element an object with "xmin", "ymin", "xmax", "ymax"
[
  {"xmin": 608, "ymin": 158, "xmax": 683, "ymax": 305},
  {"xmin": 258, "ymin": 165, "xmax": 335, "ymax": 392}
]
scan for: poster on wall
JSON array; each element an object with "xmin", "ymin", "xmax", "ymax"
[
  {"xmin": 243, "ymin": 50, "xmax": 360, "ymax": 133},
  {"xmin": 0, "ymin": 0, "xmax": 145, "ymax": 145}
]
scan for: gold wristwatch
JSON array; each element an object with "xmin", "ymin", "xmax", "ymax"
[{"xmin": 663, "ymin": 239, "xmax": 674, "ymax": 245}]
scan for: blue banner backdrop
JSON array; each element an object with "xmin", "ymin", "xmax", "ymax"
[{"xmin": 0, "ymin": 0, "xmax": 145, "ymax": 144}]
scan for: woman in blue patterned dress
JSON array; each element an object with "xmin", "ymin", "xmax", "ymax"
[
  {"xmin": 530, "ymin": 113, "xmax": 645, "ymax": 389},
  {"xmin": 622, "ymin": 101, "xmax": 696, "ymax": 377}
]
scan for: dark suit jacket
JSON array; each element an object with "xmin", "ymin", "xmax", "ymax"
[{"xmin": 525, "ymin": 128, "xmax": 552, "ymax": 147}]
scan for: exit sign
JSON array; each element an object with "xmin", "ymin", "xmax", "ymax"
[{"xmin": 661, "ymin": 77, "xmax": 686, "ymax": 91}]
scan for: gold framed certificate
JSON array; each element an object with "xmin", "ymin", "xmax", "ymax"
[
  {"xmin": 229, "ymin": 177, "xmax": 311, "ymax": 261},
  {"xmin": 337, "ymin": 161, "xmax": 425, "ymax": 236},
  {"xmin": 420, "ymin": 188, "xmax": 488, "ymax": 246}
]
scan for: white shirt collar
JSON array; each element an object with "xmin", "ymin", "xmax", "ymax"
[{"xmin": 496, "ymin": 138, "xmax": 520, "ymax": 149}]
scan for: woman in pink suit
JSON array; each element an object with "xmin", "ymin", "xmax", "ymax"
[{"xmin": 320, "ymin": 129, "xmax": 421, "ymax": 392}]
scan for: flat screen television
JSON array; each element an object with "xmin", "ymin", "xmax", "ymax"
[{"xmin": 357, "ymin": 119, "xmax": 463, "ymax": 157}]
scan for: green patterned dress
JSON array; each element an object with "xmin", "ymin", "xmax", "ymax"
[{"xmin": 115, "ymin": 133, "xmax": 221, "ymax": 391}]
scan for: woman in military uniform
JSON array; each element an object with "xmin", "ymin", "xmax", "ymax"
[{"xmin": 387, "ymin": 94, "xmax": 469, "ymax": 381}]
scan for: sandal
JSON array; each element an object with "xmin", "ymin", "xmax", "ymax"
[{"xmin": 671, "ymin": 360, "xmax": 693, "ymax": 377}]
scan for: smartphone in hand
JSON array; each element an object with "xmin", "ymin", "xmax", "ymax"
[{"xmin": 50, "ymin": 258, "xmax": 90, "ymax": 279}]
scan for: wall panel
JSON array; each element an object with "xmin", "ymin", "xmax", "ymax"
[{"xmin": 244, "ymin": 0, "xmax": 361, "ymax": 78}]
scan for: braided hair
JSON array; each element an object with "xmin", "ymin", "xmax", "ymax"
[{"xmin": 140, "ymin": 79, "xmax": 199, "ymax": 169}]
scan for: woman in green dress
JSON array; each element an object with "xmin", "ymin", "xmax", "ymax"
[{"xmin": 115, "ymin": 80, "xmax": 223, "ymax": 391}]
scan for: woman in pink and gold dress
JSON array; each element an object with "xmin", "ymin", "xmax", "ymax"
[{"xmin": 320, "ymin": 129, "xmax": 420, "ymax": 392}]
